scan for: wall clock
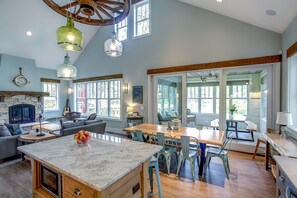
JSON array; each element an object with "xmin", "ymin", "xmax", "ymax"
[{"xmin": 13, "ymin": 67, "xmax": 29, "ymax": 87}]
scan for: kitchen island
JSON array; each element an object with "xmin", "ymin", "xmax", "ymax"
[{"xmin": 18, "ymin": 133, "xmax": 162, "ymax": 198}]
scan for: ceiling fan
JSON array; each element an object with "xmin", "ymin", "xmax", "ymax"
[{"xmin": 43, "ymin": 0, "xmax": 131, "ymax": 26}]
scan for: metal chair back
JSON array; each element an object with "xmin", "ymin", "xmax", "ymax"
[{"xmin": 174, "ymin": 135, "xmax": 199, "ymax": 157}]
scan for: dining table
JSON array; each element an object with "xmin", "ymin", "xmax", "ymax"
[{"xmin": 123, "ymin": 123, "xmax": 225, "ymax": 175}]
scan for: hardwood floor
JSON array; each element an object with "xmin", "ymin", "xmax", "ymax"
[{"xmin": 0, "ymin": 151, "xmax": 275, "ymax": 198}]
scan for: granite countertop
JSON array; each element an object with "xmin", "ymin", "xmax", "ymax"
[
  {"xmin": 18, "ymin": 133, "xmax": 162, "ymax": 191},
  {"xmin": 274, "ymin": 156, "xmax": 297, "ymax": 188}
]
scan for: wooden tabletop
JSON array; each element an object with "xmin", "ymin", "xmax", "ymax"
[
  {"xmin": 262, "ymin": 132, "xmax": 297, "ymax": 158},
  {"xmin": 32, "ymin": 123, "xmax": 61, "ymax": 132},
  {"xmin": 19, "ymin": 133, "xmax": 56, "ymax": 142},
  {"xmin": 123, "ymin": 123, "xmax": 225, "ymax": 146}
]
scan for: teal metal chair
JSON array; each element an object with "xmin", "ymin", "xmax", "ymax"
[
  {"xmin": 175, "ymin": 135, "xmax": 200, "ymax": 182},
  {"xmin": 151, "ymin": 132, "xmax": 176, "ymax": 175},
  {"xmin": 132, "ymin": 130, "xmax": 162, "ymax": 198},
  {"xmin": 203, "ymin": 134, "xmax": 233, "ymax": 179}
]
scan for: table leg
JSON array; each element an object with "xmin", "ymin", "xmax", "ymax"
[
  {"xmin": 265, "ymin": 141, "xmax": 270, "ymax": 170},
  {"xmin": 199, "ymin": 143, "xmax": 206, "ymax": 175}
]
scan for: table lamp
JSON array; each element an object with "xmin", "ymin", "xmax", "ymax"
[
  {"xmin": 36, "ymin": 114, "xmax": 45, "ymax": 137},
  {"xmin": 276, "ymin": 112, "xmax": 293, "ymax": 138},
  {"xmin": 127, "ymin": 106, "xmax": 133, "ymax": 117}
]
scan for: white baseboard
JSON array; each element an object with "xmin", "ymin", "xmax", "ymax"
[{"xmin": 105, "ymin": 127, "xmax": 128, "ymax": 135}]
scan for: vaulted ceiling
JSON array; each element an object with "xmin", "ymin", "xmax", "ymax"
[{"xmin": 0, "ymin": 0, "xmax": 296, "ymax": 70}]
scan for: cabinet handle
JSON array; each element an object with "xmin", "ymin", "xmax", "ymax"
[
  {"xmin": 74, "ymin": 188, "xmax": 82, "ymax": 196},
  {"xmin": 286, "ymin": 186, "xmax": 290, "ymax": 198},
  {"xmin": 279, "ymin": 196, "xmax": 284, "ymax": 198},
  {"xmin": 279, "ymin": 176, "xmax": 285, "ymax": 184}
]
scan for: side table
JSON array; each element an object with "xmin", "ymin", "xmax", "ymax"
[{"xmin": 127, "ymin": 116, "xmax": 143, "ymax": 126}]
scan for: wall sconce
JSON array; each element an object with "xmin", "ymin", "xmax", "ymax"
[
  {"xmin": 68, "ymin": 87, "xmax": 73, "ymax": 95},
  {"xmin": 123, "ymin": 83, "xmax": 128, "ymax": 94}
]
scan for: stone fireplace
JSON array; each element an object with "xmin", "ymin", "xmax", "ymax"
[{"xmin": 0, "ymin": 91, "xmax": 49, "ymax": 124}]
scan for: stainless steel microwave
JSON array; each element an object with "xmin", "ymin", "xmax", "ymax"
[{"xmin": 40, "ymin": 164, "xmax": 62, "ymax": 198}]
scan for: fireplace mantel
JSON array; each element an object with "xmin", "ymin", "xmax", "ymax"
[{"xmin": 0, "ymin": 91, "xmax": 49, "ymax": 102}]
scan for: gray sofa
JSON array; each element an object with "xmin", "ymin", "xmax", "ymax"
[
  {"xmin": 59, "ymin": 119, "xmax": 106, "ymax": 136},
  {"xmin": 0, "ymin": 135, "xmax": 20, "ymax": 161},
  {"xmin": 0, "ymin": 120, "xmax": 106, "ymax": 161}
]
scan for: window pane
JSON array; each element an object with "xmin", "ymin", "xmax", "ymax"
[
  {"xmin": 87, "ymin": 99, "xmax": 96, "ymax": 114},
  {"xmin": 77, "ymin": 98, "xmax": 86, "ymax": 114},
  {"xmin": 98, "ymin": 99, "xmax": 108, "ymax": 116},
  {"xmin": 187, "ymin": 99, "xmax": 198, "ymax": 113},
  {"xmin": 87, "ymin": 83, "xmax": 96, "ymax": 98},
  {"xmin": 201, "ymin": 99, "xmax": 213, "ymax": 113},
  {"xmin": 44, "ymin": 97, "xmax": 57, "ymax": 111},
  {"xmin": 110, "ymin": 99, "xmax": 120, "ymax": 117},
  {"xmin": 232, "ymin": 99, "xmax": 247, "ymax": 115}
]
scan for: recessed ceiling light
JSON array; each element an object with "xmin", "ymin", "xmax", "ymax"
[
  {"xmin": 26, "ymin": 31, "xmax": 32, "ymax": 36},
  {"xmin": 217, "ymin": 0, "xmax": 223, "ymax": 3},
  {"xmin": 265, "ymin": 9, "xmax": 277, "ymax": 16}
]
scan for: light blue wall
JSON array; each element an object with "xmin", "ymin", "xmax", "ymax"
[
  {"xmin": 74, "ymin": 0, "xmax": 282, "ymax": 130},
  {"xmin": 0, "ymin": 54, "xmax": 68, "ymax": 118},
  {"xmin": 281, "ymin": 15, "xmax": 297, "ymax": 111}
]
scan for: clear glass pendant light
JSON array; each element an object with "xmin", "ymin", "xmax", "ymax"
[
  {"xmin": 104, "ymin": 31, "xmax": 123, "ymax": 57},
  {"xmin": 57, "ymin": 54, "xmax": 77, "ymax": 80}
]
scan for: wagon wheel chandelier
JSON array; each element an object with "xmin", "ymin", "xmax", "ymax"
[{"xmin": 43, "ymin": 0, "xmax": 131, "ymax": 26}]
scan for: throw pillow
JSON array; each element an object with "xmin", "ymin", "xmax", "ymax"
[
  {"xmin": 0, "ymin": 124, "xmax": 11, "ymax": 137},
  {"xmin": 4, "ymin": 123, "xmax": 22, "ymax": 136},
  {"xmin": 11, "ymin": 128, "xmax": 24, "ymax": 136}
]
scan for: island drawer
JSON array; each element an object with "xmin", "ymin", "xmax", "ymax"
[
  {"xmin": 110, "ymin": 172, "xmax": 141, "ymax": 198},
  {"xmin": 64, "ymin": 176, "xmax": 95, "ymax": 198}
]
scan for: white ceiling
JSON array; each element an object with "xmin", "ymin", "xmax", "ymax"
[
  {"xmin": 0, "ymin": 0, "xmax": 296, "ymax": 70},
  {"xmin": 178, "ymin": 0, "xmax": 297, "ymax": 33},
  {"xmin": 0, "ymin": 0, "xmax": 98, "ymax": 69}
]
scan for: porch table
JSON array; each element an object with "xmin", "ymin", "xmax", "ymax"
[{"xmin": 123, "ymin": 123, "xmax": 225, "ymax": 175}]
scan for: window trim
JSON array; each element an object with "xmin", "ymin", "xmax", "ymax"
[
  {"xmin": 42, "ymin": 82, "xmax": 60, "ymax": 112},
  {"xmin": 133, "ymin": 0, "xmax": 151, "ymax": 39}
]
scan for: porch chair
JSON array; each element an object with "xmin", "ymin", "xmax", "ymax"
[
  {"xmin": 252, "ymin": 128, "xmax": 274, "ymax": 162},
  {"xmin": 204, "ymin": 133, "xmax": 234, "ymax": 179},
  {"xmin": 132, "ymin": 130, "xmax": 162, "ymax": 198},
  {"xmin": 87, "ymin": 113, "xmax": 97, "ymax": 120},
  {"xmin": 175, "ymin": 135, "xmax": 200, "ymax": 182}
]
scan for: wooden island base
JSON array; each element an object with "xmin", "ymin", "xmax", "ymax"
[{"xmin": 31, "ymin": 159, "xmax": 150, "ymax": 198}]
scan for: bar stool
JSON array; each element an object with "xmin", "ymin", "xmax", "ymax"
[
  {"xmin": 133, "ymin": 130, "xmax": 162, "ymax": 198},
  {"xmin": 148, "ymin": 156, "xmax": 162, "ymax": 198}
]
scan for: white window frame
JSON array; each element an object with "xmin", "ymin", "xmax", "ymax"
[
  {"xmin": 115, "ymin": 17, "xmax": 128, "ymax": 42},
  {"xmin": 43, "ymin": 82, "xmax": 59, "ymax": 112},
  {"xmin": 227, "ymin": 84, "xmax": 249, "ymax": 115},
  {"xmin": 187, "ymin": 85, "xmax": 219, "ymax": 114},
  {"xmin": 74, "ymin": 79, "xmax": 122, "ymax": 121},
  {"xmin": 133, "ymin": 0, "xmax": 151, "ymax": 39}
]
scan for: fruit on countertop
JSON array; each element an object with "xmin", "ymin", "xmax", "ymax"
[{"xmin": 74, "ymin": 130, "xmax": 91, "ymax": 144}]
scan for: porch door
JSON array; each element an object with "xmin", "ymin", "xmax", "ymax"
[{"xmin": 152, "ymin": 74, "xmax": 186, "ymax": 124}]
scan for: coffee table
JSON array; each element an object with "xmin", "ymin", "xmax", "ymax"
[
  {"xmin": 18, "ymin": 133, "xmax": 56, "ymax": 160},
  {"xmin": 32, "ymin": 123, "xmax": 61, "ymax": 133}
]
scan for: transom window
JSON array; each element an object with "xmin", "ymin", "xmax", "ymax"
[
  {"xmin": 74, "ymin": 79, "xmax": 121, "ymax": 119},
  {"xmin": 115, "ymin": 17, "xmax": 128, "ymax": 41},
  {"xmin": 134, "ymin": 0, "xmax": 150, "ymax": 38},
  {"xmin": 43, "ymin": 83, "xmax": 59, "ymax": 111}
]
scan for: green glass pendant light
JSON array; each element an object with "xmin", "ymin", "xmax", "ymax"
[{"xmin": 57, "ymin": 18, "xmax": 83, "ymax": 51}]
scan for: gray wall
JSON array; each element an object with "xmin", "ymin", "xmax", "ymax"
[
  {"xmin": 281, "ymin": 15, "xmax": 297, "ymax": 111},
  {"xmin": 0, "ymin": 54, "xmax": 68, "ymax": 118},
  {"xmin": 74, "ymin": 0, "xmax": 282, "ymax": 130}
]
